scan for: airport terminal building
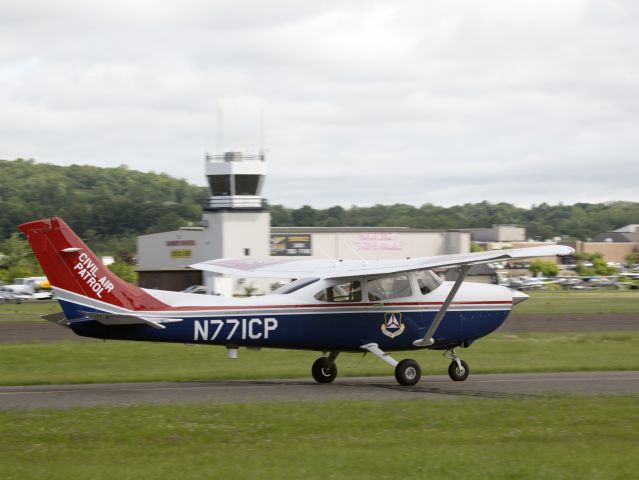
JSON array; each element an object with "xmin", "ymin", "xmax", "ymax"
[{"xmin": 136, "ymin": 152, "xmax": 470, "ymax": 294}]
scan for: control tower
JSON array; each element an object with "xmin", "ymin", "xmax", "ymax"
[
  {"xmin": 201, "ymin": 151, "xmax": 270, "ymax": 260},
  {"xmin": 201, "ymin": 152, "xmax": 271, "ymax": 294},
  {"xmin": 137, "ymin": 151, "xmax": 271, "ymax": 296},
  {"xmin": 204, "ymin": 151, "xmax": 267, "ymax": 211}
]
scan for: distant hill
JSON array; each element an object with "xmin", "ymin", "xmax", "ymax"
[
  {"xmin": 2, "ymin": 158, "xmax": 638, "ymax": 254},
  {"xmin": 0, "ymin": 159, "xmax": 208, "ymax": 254}
]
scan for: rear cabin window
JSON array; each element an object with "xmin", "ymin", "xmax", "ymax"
[
  {"xmin": 367, "ymin": 274, "xmax": 412, "ymax": 301},
  {"xmin": 314, "ymin": 280, "xmax": 362, "ymax": 303},
  {"xmin": 414, "ymin": 269, "xmax": 443, "ymax": 294}
]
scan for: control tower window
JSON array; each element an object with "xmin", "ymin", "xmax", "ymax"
[
  {"xmin": 209, "ymin": 175, "xmax": 231, "ymax": 196},
  {"xmin": 235, "ymin": 175, "xmax": 261, "ymax": 196}
]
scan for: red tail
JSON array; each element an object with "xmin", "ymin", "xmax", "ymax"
[{"xmin": 18, "ymin": 217, "xmax": 167, "ymax": 310}]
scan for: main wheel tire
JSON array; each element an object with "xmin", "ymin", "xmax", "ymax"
[
  {"xmin": 311, "ymin": 357, "xmax": 337, "ymax": 383},
  {"xmin": 395, "ymin": 359, "xmax": 421, "ymax": 386},
  {"xmin": 448, "ymin": 359, "xmax": 470, "ymax": 381}
]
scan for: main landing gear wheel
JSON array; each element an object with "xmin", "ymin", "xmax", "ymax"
[
  {"xmin": 448, "ymin": 359, "xmax": 470, "ymax": 381},
  {"xmin": 395, "ymin": 359, "xmax": 421, "ymax": 386},
  {"xmin": 312, "ymin": 357, "xmax": 337, "ymax": 384}
]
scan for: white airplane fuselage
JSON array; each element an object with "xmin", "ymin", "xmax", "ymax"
[{"xmin": 55, "ymin": 279, "xmax": 522, "ymax": 352}]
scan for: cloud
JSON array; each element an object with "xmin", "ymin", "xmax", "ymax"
[{"xmin": 1, "ymin": 0, "xmax": 638, "ymax": 209}]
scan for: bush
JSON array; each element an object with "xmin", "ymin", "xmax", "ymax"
[
  {"xmin": 575, "ymin": 252, "xmax": 618, "ymax": 276},
  {"xmin": 107, "ymin": 261, "xmax": 138, "ymax": 283},
  {"xmin": 529, "ymin": 259, "xmax": 558, "ymax": 277}
]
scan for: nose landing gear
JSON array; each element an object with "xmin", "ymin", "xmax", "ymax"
[{"xmin": 446, "ymin": 349, "xmax": 470, "ymax": 381}]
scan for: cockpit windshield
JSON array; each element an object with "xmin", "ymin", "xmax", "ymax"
[
  {"xmin": 271, "ymin": 277, "xmax": 319, "ymax": 294},
  {"xmin": 414, "ymin": 269, "xmax": 443, "ymax": 294}
]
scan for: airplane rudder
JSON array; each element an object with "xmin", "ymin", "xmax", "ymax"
[
  {"xmin": 18, "ymin": 217, "xmax": 85, "ymax": 295},
  {"xmin": 18, "ymin": 217, "xmax": 118, "ymax": 303},
  {"xmin": 18, "ymin": 217, "xmax": 168, "ymax": 311}
]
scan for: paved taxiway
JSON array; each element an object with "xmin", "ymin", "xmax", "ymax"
[{"xmin": 1, "ymin": 371, "xmax": 637, "ymax": 410}]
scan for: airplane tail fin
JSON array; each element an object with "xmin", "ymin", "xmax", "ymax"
[{"xmin": 18, "ymin": 217, "xmax": 167, "ymax": 311}]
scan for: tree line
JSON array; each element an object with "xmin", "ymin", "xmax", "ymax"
[
  {"xmin": 271, "ymin": 201, "xmax": 639, "ymax": 242},
  {"xmin": 2, "ymin": 158, "xmax": 639, "ymax": 259},
  {"xmin": 1, "ymin": 158, "xmax": 209, "ymax": 254}
]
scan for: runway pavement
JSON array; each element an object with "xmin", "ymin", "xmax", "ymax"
[{"xmin": 1, "ymin": 371, "xmax": 638, "ymax": 410}]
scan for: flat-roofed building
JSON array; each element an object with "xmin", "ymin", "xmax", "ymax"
[
  {"xmin": 460, "ymin": 224, "xmax": 526, "ymax": 243},
  {"xmin": 137, "ymin": 152, "xmax": 470, "ymax": 294}
]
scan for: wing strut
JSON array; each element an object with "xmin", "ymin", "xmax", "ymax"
[{"xmin": 413, "ymin": 264, "xmax": 471, "ymax": 347}]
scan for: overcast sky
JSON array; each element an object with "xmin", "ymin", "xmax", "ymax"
[{"xmin": 1, "ymin": 0, "xmax": 637, "ymax": 208}]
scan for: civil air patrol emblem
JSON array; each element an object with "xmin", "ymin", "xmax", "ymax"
[{"xmin": 381, "ymin": 312, "xmax": 405, "ymax": 338}]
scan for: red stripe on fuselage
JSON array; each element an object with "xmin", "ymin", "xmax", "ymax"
[{"xmin": 156, "ymin": 300, "xmax": 513, "ymax": 313}]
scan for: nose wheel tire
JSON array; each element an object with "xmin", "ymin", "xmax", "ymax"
[
  {"xmin": 395, "ymin": 359, "xmax": 421, "ymax": 386},
  {"xmin": 312, "ymin": 357, "xmax": 338, "ymax": 383},
  {"xmin": 448, "ymin": 359, "xmax": 470, "ymax": 381}
]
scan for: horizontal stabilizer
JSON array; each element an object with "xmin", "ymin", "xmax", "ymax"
[
  {"xmin": 191, "ymin": 245, "xmax": 575, "ymax": 279},
  {"xmin": 42, "ymin": 312, "xmax": 70, "ymax": 329},
  {"xmin": 80, "ymin": 311, "xmax": 183, "ymax": 330}
]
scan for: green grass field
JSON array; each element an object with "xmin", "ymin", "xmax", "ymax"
[
  {"xmin": 1, "ymin": 331, "xmax": 638, "ymax": 386},
  {"xmin": 515, "ymin": 290, "xmax": 639, "ymax": 315},
  {"xmin": 1, "ymin": 294, "xmax": 638, "ymax": 479},
  {"xmin": 0, "ymin": 301, "xmax": 60, "ymax": 323},
  {"xmin": 1, "ymin": 397, "xmax": 638, "ymax": 479},
  {"xmin": 0, "ymin": 290, "xmax": 637, "ymax": 386}
]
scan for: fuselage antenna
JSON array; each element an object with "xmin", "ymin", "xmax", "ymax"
[
  {"xmin": 346, "ymin": 243, "xmax": 369, "ymax": 264},
  {"xmin": 317, "ymin": 246, "xmax": 339, "ymax": 265}
]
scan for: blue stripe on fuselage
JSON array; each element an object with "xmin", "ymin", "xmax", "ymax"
[{"xmin": 60, "ymin": 299, "xmax": 510, "ymax": 351}]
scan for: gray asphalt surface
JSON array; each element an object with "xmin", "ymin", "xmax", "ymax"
[{"xmin": 1, "ymin": 371, "xmax": 638, "ymax": 410}]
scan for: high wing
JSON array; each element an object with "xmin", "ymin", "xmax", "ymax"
[{"xmin": 191, "ymin": 245, "xmax": 574, "ymax": 279}]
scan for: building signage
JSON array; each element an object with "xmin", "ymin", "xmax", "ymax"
[
  {"xmin": 170, "ymin": 249, "xmax": 193, "ymax": 259},
  {"xmin": 166, "ymin": 240, "xmax": 196, "ymax": 246},
  {"xmin": 271, "ymin": 234, "xmax": 312, "ymax": 256},
  {"xmin": 355, "ymin": 232, "xmax": 402, "ymax": 251}
]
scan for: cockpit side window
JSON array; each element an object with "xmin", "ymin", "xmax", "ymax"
[
  {"xmin": 414, "ymin": 269, "xmax": 442, "ymax": 294},
  {"xmin": 314, "ymin": 280, "xmax": 362, "ymax": 302},
  {"xmin": 367, "ymin": 274, "xmax": 412, "ymax": 301}
]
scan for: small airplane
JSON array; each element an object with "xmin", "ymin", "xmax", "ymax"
[
  {"xmin": 0, "ymin": 277, "xmax": 52, "ymax": 302},
  {"xmin": 1, "ymin": 276, "xmax": 53, "ymax": 301},
  {"xmin": 504, "ymin": 276, "xmax": 561, "ymax": 290},
  {"xmin": 19, "ymin": 217, "xmax": 574, "ymax": 386}
]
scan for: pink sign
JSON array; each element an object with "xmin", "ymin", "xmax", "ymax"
[{"xmin": 354, "ymin": 233, "xmax": 402, "ymax": 251}]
